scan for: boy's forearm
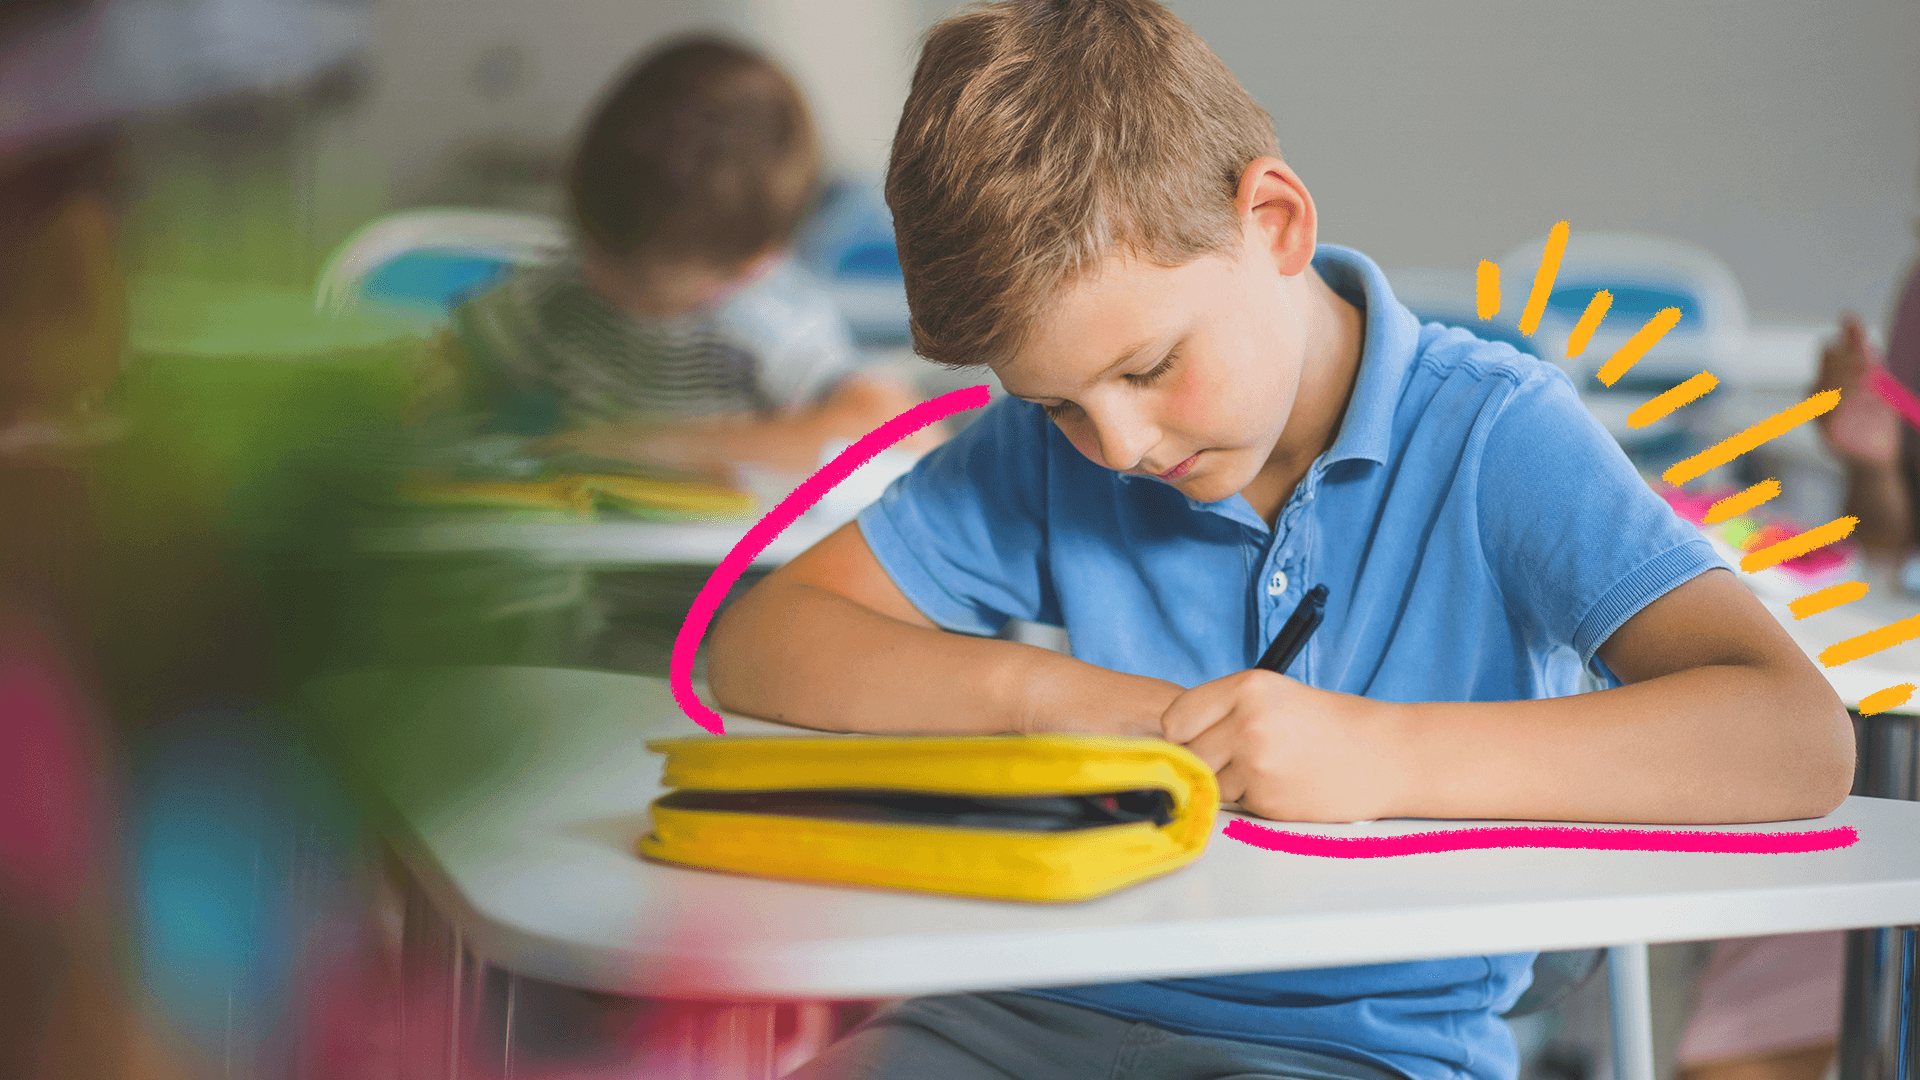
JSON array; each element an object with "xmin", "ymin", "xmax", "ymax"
[
  {"xmin": 1379, "ymin": 661, "xmax": 1854, "ymax": 824},
  {"xmin": 708, "ymin": 579, "xmax": 1177, "ymax": 736}
]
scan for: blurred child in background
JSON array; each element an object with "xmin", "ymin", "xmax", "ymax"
[
  {"xmin": 407, "ymin": 33, "xmax": 941, "ymax": 677},
  {"xmin": 419, "ymin": 34, "xmax": 932, "ymax": 481},
  {"xmin": 1809, "ymin": 266, "xmax": 1920, "ymax": 554}
]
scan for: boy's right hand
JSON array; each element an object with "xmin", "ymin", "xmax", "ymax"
[
  {"xmin": 1813, "ymin": 314, "xmax": 1900, "ymax": 468},
  {"xmin": 1158, "ymin": 669, "xmax": 1403, "ymax": 823}
]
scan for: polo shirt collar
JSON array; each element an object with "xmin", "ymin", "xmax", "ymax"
[
  {"xmin": 1114, "ymin": 244, "xmax": 1417, "ymax": 520},
  {"xmin": 1314, "ymin": 244, "xmax": 1420, "ymax": 468}
]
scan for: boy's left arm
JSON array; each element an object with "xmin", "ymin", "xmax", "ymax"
[{"xmin": 1165, "ymin": 567, "xmax": 1855, "ymax": 824}]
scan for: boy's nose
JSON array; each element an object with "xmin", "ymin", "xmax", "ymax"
[{"xmin": 1089, "ymin": 410, "xmax": 1156, "ymax": 473}]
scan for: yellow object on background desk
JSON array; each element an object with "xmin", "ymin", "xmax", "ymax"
[
  {"xmin": 641, "ymin": 735, "xmax": 1219, "ymax": 902},
  {"xmin": 401, "ymin": 473, "xmax": 757, "ymax": 519}
]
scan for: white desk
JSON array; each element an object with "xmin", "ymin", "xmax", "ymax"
[{"xmin": 309, "ymin": 667, "xmax": 1920, "ymax": 1078}]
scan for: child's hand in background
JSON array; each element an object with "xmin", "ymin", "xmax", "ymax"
[
  {"xmin": 1813, "ymin": 314, "xmax": 1900, "ymax": 468},
  {"xmin": 1159, "ymin": 671, "xmax": 1403, "ymax": 823},
  {"xmin": 815, "ymin": 373, "xmax": 947, "ymax": 456},
  {"xmin": 536, "ymin": 372, "xmax": 944, "ymax": 480}
]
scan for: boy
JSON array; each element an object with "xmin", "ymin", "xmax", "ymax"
[
  {"xmin": 709, "ymin": 2, "xmax": 1853, "ymax": 1078},
  {"xmin": 420, "ymin": 35, "xmax": 928, "ymax": 479}
]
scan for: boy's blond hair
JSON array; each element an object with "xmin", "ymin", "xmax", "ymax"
[{"xmin": 886, "ymin": 0, "xmax": 1279, "ymax": 368}]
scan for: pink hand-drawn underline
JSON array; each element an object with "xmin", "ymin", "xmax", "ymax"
[
  {"xmin": 1224, "ymin": 817, "xmax": 1859, "ymax": 858},
  {"xmin": 671, "ymin": 385, "xmax": 994, "ymax": 735}
]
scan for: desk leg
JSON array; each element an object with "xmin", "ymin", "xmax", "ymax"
[
  {"xmin": 716, "ymin": 1003, "xmax": 778, "ymax": 1079},
  {"xmin": 1842, "ymin": 710, "xmax": 1920, "ymax": 1080},
  {"xmin": 1839, "ymin": 925, "xmax": 1917, "ymax": 1080},
  {"xmin": 394, "ymin": 855, "xmax": 493, "ymax": 1080},
  {"xmin": 500, "ymin": 973, "xmax": 516, "ymax": 1079},
  {"xmin": 447, "ymin": 930, "xmax": 464, "ymax": 1080},
  {"xmin": 1607, "ymin": 944, "xmax": 1657, "ymax": 1080},
  {"xmin": 400, "ymin": 868, "xmax": 461, "ymax": 1079},
  {"xmin": 641, "ymin": 1000, "xmax": 791, "ymax": 1079}
]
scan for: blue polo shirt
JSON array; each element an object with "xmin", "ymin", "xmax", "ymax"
[{"xmin": 855, "ymin": 245, "xmax": 1725, "ymax": 1080}]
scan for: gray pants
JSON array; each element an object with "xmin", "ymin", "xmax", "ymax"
[{"xmin": 783, "ymin": 992, "xmax": 1410, "ymax": 1080}]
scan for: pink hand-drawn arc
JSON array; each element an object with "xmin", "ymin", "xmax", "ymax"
[
  {"xmin": 1223, "ymin": 818, "xmax": 1858, "ymax": 858},
  {"xmin": 671, "ymin": 385, "xmax": 995, "ymax": 734}
]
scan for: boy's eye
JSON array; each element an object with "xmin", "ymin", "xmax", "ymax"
[
  {"xmin": 1041, "ymin": 401, "xmax": 1076, "ymax": 419},
  {"xmin": 1125, "ymin": 351, "xmax": 1178, "ymax": 386}
]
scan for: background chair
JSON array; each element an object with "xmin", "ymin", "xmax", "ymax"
[
  {"xmin": 1498, "ymin": 232, "xmax": 1749, "ymax": 466},
  {"xmin": 1392, "ymin": 267, "xmax": 1542, "ymax": 359},
  {"xmin": 791, "ymin": 177, "xmax": 912, "ymax": 349},
  {"xmin": 1498, "ymin": 231, "xmax": 1749, "ymax": 379},
  {"xmin": 314, "ymin": 208, "xmax": 567, "ymax": 320},
  {"xmin": 317, "ymin": 191, "xmax": 918, "ymax": 349}
]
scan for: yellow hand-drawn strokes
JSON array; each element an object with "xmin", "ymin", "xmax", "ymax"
[{"xmin": 1484, "ymin": 222, "xmax": 1911, "ymax": 716}]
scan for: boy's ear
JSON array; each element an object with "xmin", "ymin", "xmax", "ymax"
[{"xmin": 1235, "ymin": 157, "xmax": 1316, "ymax": 277}]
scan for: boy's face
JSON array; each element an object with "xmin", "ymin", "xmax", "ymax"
[{"xmin": 993, "ymin": 229, "xmax": 1316, "ymax": 506}]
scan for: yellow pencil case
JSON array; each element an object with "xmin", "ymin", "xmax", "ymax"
[{"xmin": 639, "ymin": 735, "xmax": 1219, "ymax": 902}]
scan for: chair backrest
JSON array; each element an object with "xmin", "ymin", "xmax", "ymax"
[
  {"xmin": 1496, "ymin": 232, "xmax": 1748, "ymax": 386},
  {"xmin": 791, "ymin": 178, "xmax": 910, "ymax": 348},
  {"xmin": 1390, "ymin": 268, "xmax": 1542, "ymax": 360},
  {"xmin": 314, "ymin": 209, "xmax": 568, "ymax": 320}
]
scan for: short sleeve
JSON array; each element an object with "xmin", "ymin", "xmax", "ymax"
[
  {"xmin": 1475, "ymin": 366, "xmax": 1728, "ymax": 668},
  {"xmin": 715, "ymin": 261, "xmax": 861, "ymax": 409},
  {"xmin": 856, "ymin": 397, "xmax": 1059, "ymax": 635}
]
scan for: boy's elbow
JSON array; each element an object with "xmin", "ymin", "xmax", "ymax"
[
  {"xmin": 1815, "ymin": 713, "xmax": 1858, "ymax": 816},
  {"xmin": 704, "ymin": 600, "xmax": 757, "ymax": 713},
  {"xmin": 1786, "ymin": 693, "xmax": 1857, "ymax": 819}
]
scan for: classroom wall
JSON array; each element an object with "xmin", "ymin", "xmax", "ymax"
[
  {"xmin": 1176, "ymin": 0, "xmax": 1920, "ymax": 327},
  {"xmin": 907, "ymin": 0, "xmax": 1920, "ymax": 328},
  {"xmin": 316, "ymin": 0, "xmax": 1920, "ymax": 328},
  {"xmin": 303, "ymin": 0, "xmax": 914, "ymax": 261},
  {"xmin": 739, "ymin": 0, "xmax": 917, "ymax": 177}
]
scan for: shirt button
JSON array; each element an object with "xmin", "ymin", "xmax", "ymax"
[{"xmin": 1267, "ymin": 570, "xmax": 1288, "ymax": 596}]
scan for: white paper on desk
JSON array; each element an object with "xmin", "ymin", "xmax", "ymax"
[
  {"xmin": 734, "ymin": 444, "xmax": 922, "ymax": 530},
  {"xmin": 815, "ymin": 443, "xmax": 919, "ymax": 517}
]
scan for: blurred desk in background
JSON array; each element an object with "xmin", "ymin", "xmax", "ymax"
[{"xmin": 352, "ymin": 512, "xmax": 840, "ymax": 568}]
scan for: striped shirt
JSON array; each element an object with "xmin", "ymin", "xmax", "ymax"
[{"xmin": 450, "ymin": 257, "xmax": 860, "ymax": 437}]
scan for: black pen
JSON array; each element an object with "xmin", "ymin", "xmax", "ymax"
[{"xmin": 1255, "ymin": 583, "xmax": 1327, "ymax": 675}]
